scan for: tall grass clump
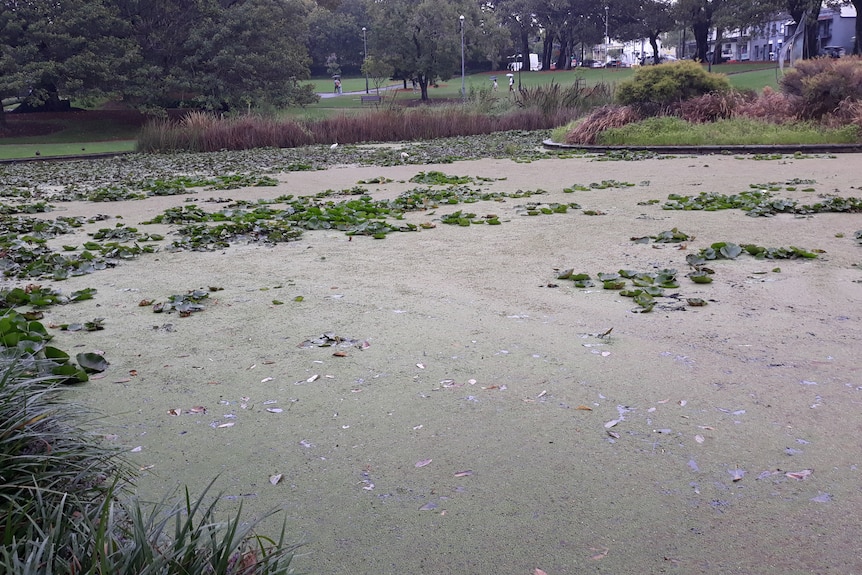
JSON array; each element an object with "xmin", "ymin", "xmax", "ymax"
[
  {"xmin": 137, "ymin": 94, "xmax": 594, "ymax": 153},
  {"xmin": 0, "ymin": 310, "xmax": 299, "ymax": 574},
  {"xmin": 515, "ymin": 80, "xmax": 613, "ymax": 119},
  {"xmin": 137, "ymin": 111, "xmax": 314, "ymax": 153},
  {"xmin": 558, "ymin": 105, "xmax": 641, "ymax": 144}
]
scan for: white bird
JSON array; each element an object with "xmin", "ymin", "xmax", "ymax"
[
  {"xmin": 400, "ymin": 152, "xmax": 409, "ymax": 159},
  {"xmin": 330, "ymin": 143, "xmax": 338, "ymax": 150}
]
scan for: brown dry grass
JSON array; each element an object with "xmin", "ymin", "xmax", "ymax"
[{"xmin": 563, "ymin": 105, "xmax": 641, "ymax": 145}]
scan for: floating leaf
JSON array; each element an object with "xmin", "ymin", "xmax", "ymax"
[
  {"xmin": 415, "ymin": 459, "xmax": 433, "ymax": 468},
  {"xmin": 269, "ymin": 473, "xmax": 283, "ymax": 485},
  {"xmin": 76, "ymin": 352, "xmax": 108, "ymax": 372}
]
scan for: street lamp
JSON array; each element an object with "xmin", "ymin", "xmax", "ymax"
[
  {"xmin": 459, "ymin": 15, "xmax": 465, "ymax": 99},
  {"xmin": 362, "ymin": 27, "xmax": 369, "ymax": 94},
  {"xmin": 604, "ymin": 6, "xmax": 609, "ymax": 66}
]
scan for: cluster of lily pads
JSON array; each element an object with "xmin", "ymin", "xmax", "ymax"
[
  {"xmin": 694, "ymin": 241, "xmax": 819, "ymax": 261},
  {"xmin": 563, "ymin": 180, "xmax": 638, "ymax": 192},
  {"xmin": 139, "ymin": 179, "xmax": 572, "ymax": 246},
  {"xmin": 556, "ymin": 268, "xmax": 691, "ymax": 312},
  {"xmin": 0, "ymin": 216, "xmax": 161, "ymax": 280},
  {"xmin": 661, "ymin": 189, "xmax": 862, "ymax": 217},
  {"xmin": 0, "ymin": 292, "xmax": 106, "ymax": 383},
  {"xmin": 150, "ymin": 289, "xmax": 213, "ymax": 316}
]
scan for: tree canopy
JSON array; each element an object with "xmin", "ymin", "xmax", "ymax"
[{"xmin": 1, "ymin": 0, "xmax": 316, "ymax": 121}]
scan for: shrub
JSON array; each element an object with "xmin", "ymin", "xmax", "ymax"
[
  {"xmin": 562, "ymin": 105, "xmax": 641, "ymax": 144},
  {"xmin": 615, "ymin": 60, "xmax": 732, "ymax": 112},
  {"xmin": 734, "ymin": 86, "xmax": 802, "ymax": 123},
  {"xmin": 677, "ymin": 90, "xmax": 753, "ymax": 123},
  {"xmin": 779, "ymin": 55, "xmax": 862, "ymax": 119}
]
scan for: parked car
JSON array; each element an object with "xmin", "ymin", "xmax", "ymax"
[{"xmin": 605, "ymin": 59, "xmax": 628, "ymax": 68}]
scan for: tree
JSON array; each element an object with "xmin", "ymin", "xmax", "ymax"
[
  {"xmin": 361, "ymin": 55, "xmax": 394, "ymax": 94},
  {"xmin": 610, "ymin": 0, "xmax": 675, "ymax": 65},
  {"xmin": 369, "ymin": 0, "xmax": 475, "ymax": 101},
  {"xmin": 0, "ymin": 0, "xmax": 139, "ymax": 126},
  {"xmin": 129, "ymin": 0, "xmax": 315, "ymax": 110},
  {"xmin": 853, "ymin": 0, "xmax": 862, "ymax": 54},
  {"xmin": 306, "ymin": 1, "xmax": 368, "ymax": 76},
  {"xmin": 785, "ymin": 0, "xmax": 822, "ymax": 58}
]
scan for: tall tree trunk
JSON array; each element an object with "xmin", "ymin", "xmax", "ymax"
[
  {"xmin": 855, "ymin": 0, "xmax": 862, "ymax": 54},
  {"xmin": 713, "ymin": 29, "xmax": 724, "ymax": 63},
  {"xmin": 693, "ymin": 21, "xmax": 710, "ymax": 62},
  {"xmin": 419, "ymin": 76, "xmax": 429, "ymax": 101},
  {"xmin": 521, "ymin": 29, "xmax": 530, "ymax": 73},
  {"xmin": 804, "ymin": 6, "xmax": 821, "ymax": 58},
  {"xmin": 649, "ymin": 34, "xmax": 661, "ymax": 65}
]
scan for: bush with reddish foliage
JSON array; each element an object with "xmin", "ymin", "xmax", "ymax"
[
  {"xmin": 779, "ymin": 56, "xmax": 862, "ymax": 119},
  {"xmin": 677, "ymin": 90, "xmax": 754, "ymax": 123},
  {"xmin": 734, "ymin": 87, "xmax": 802, "ymax": 123}
]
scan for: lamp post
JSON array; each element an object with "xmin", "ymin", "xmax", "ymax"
[
  {"xmin": 604, "ymin": 6, "xmax": 609, "ymax": 65},
  {"xmin": 362, "ymin": 27, "xmax": 369, "ymax": 94},
  {"xmin": 459, "ymin": 15, "xmax": 465, "ymax": 99}
]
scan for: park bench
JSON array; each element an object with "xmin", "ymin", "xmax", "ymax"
[{"xmin": 361, "ymin": 95, "xmax": 382, "ymax": 106}]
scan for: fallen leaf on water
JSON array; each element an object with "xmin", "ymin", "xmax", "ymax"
[
  {"xmin": 261, "ymin": 377, "xmax": 273, "ymax": 383},
  {"xmin": 575, "ymin": 405, "xmax": 593, "ymax": 411},
  {"xmin": 416, "ymin": 363, "xmax": 425, "ymax": 369},
  {"xmin": 454, "ymin": 470, "xmax": 473, "ymax": 477},
  {"xmin": 534, "ymin": 569, "xmax": 549, "ymax": 575},
  {"xmin": 482, "ymin": 385, "xmax": 500, "ymax": 390},
  {"xmin": 140, "ymin": 464, "xmax": 155, "ymax": 471},
  {"xmin": 306, "ymin": 374, "xmax": 320, "ymax": 383},
  {"xmin": 607, "ymin": 431, "xmax": 620, "ymax": 439},
  {"xmin": 188, "ymin": 406, "xmax": 207, "ymax": 414},
  {"xmin": 537, "ymin": 390, "xmax": 547, "ymax": 398},
  {"xmin": 129, "ymin": 370, "xmax": 138, "ymax": 377},
  {"xmin": 114, "ymin": 378, "xmax": 131, "ymax": 383},
  {"xmin": 729, "ymin": 468, "xmax": 746, "ymax": 482},
  {"xmin": 333, "ymin": 351, "xmax": 348, "ymax": 357},
  {"xmin": 657, "ymin": 398, "xmax": 670, "ymax": 404},
  {"xmin": 217, "ymin": 422, "xmax": 235, "ymax": 428},
  {"xmin": 130, "ymin": 446, "xmax": 142, "ymax": 452},
  {"xmin": 678, "ymin": 399, "xmax": 687, "ymax": 407},
  {"xmin": 786, "ymin": 469, "xmax": 813, "ymax": 480},
  {"xmin": 590, "ymin": 547, "xmax": 609, "ymax": 561},
  {"xmin": 167, "ymin": 408, "xmax": 181, "ymax": 416},
  {"xmin": 267, "ymin": 408, "xmax": 283, "ymax": 413},
  {"xmin": 269, "ymin": 473, "xmax": 282, "ymax": 485},
  {"xmin": 695, "ymin": 434, "xmax": 705, "ymax": 443},
  {"xmin": 418, "ymin": 502, "xmax": 437, "ymax": 511},
  {"xmin": 415, "ymin": 459, "xmax": 432, "ymax": 468},
  {"xmin": 604, "ymin": 419, "xmax": 620, "ymax": 429}
]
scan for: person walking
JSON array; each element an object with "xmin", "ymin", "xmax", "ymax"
[
  {"xmin": 493, "ymin": 78, "xmax": 498, "ymax": 91},
  {"xmin": 508, "ymin": 75, "xmax": 514, "ymax": 91}
]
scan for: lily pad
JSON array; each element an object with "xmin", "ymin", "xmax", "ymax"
[{"xmin": 76, "ymin": 352, "xmax": 109, "ymax": 373}]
